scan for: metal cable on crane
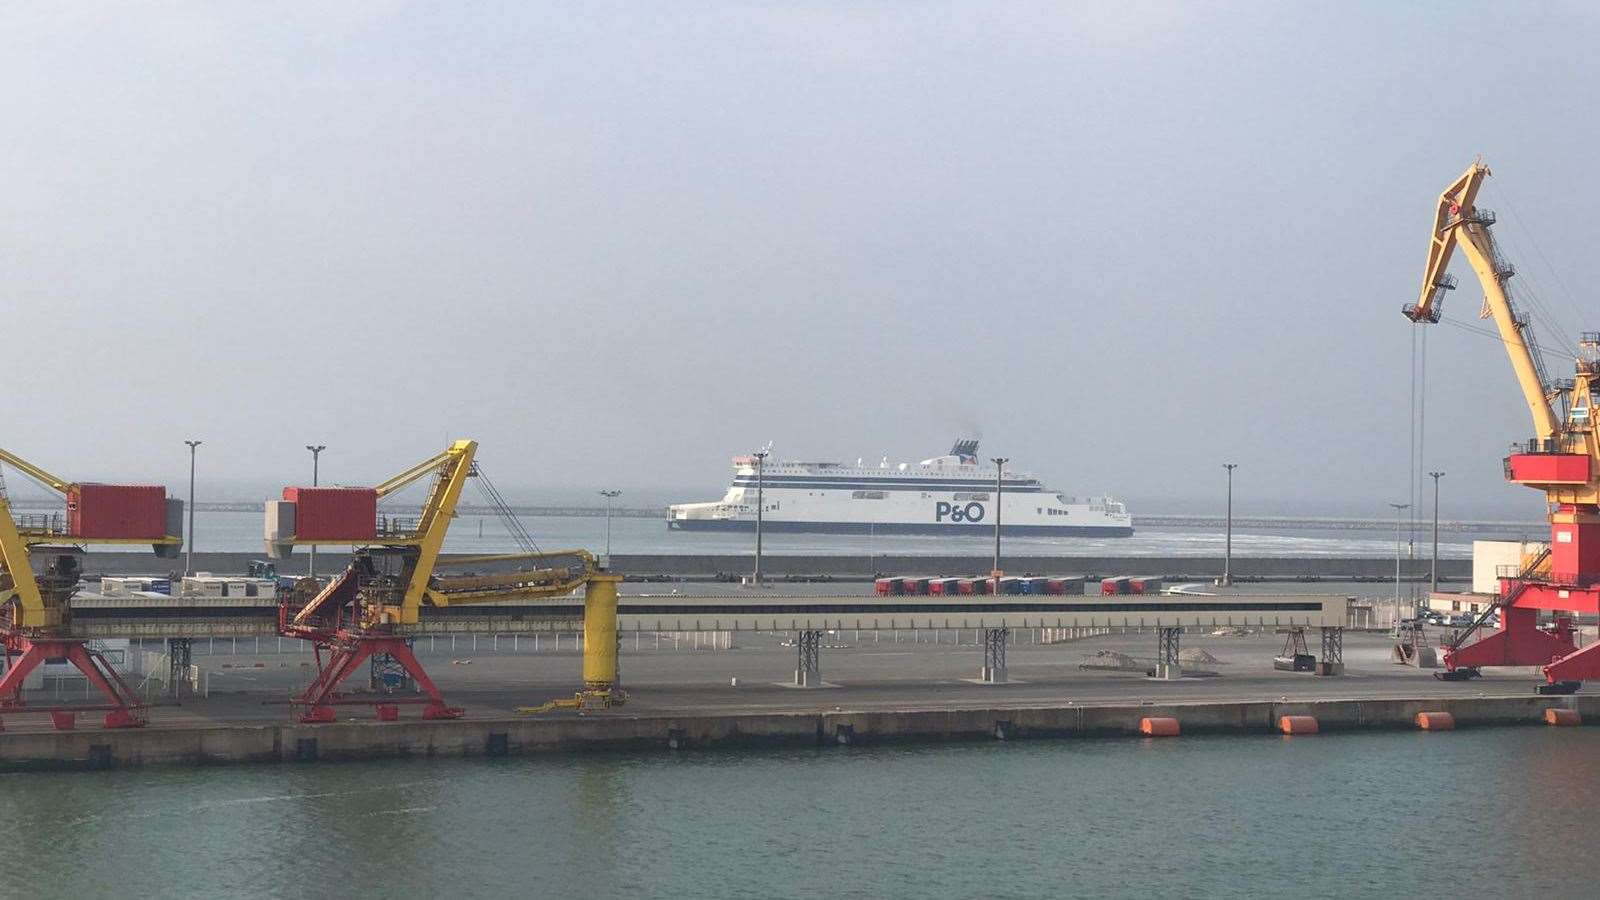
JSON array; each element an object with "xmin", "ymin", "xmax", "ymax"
[
  {"xmin": 471, "ymin": 464, "xmax": 543, "ymax": 557},
  {"xmin": 1499, "ymin": 192, "xmax": 1588, "ymax": 341}
]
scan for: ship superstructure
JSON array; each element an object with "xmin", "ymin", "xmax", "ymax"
[{"xmin": 668, "ymin": 440, "xmax": 1133, "ymax": 536}]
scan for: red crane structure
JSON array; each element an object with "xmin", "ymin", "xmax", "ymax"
[
  {"xmin": 1404, "ymin": 161, "xmax": 1600, "ymax": 692},
  {"xmin": 0, "ymin": 447, "xmax": 183, "ymax": 727}
]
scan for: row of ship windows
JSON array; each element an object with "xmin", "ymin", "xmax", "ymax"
[{"xmin": 849, "ymin": 491, "xmax": 992, "ymax": 501}]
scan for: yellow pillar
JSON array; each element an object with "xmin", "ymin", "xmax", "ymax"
[{"xmin": 582, "ymin": 574, "xmax": 622, "ymax": 690}]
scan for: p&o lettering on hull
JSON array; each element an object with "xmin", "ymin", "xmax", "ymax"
[{"xmin": 934, "ymin": 501, "xmax": 986, "ymax": 524}]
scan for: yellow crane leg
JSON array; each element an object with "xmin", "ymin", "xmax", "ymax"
[
  {"xmin": 518, "ymin": 573, "xmax": 627, "ymax": 715},
  {"xmin": 583, "ymin": 574, "xmax": 623, "ymax": 692},
  {"xmin": 0, "ymin": 499, "xmax": 50, "ymax": 630}
]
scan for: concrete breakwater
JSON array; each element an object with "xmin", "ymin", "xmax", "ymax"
[
  {"xmin": 78, "ymin": 551, "xmax": 1469, "ymax": 581},
  {"xmin": 1, "ymin": 694, "xmax": 1586, "ymax": 771}
]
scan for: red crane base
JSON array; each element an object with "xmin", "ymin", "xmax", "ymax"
[
  {"xmin": 294, "ymin": 634, "xmax": 462, "ymax": 723},
  {"xmin": 1444, "ymin": 606, "xmax": 1576, "ymax": 674},
  {"xmin": 0, "ymin": 635, "xmax": 147, "ymax": 729}
]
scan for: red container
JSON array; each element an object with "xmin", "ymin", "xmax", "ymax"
[
  {"xmin": 1101, "ymin": 576, "xmax": 1130, "ymax": 595},
  {"xmin": 955, "ymin": 579, "xmax": 977, "ymax": 595},
  {"xmin": 1129, "ymin": 577, "xmax": 1163, "ymax": 595},
  {"xmin": 875, "ymin": 577, "xmax": 899, "ymax": 596},
  {"xmin": 283, "ymin": 487, "xmax": 378, "ymax": 541},
  {"xmin": 68, "ymin": 484, "xmax": 168, "ymax": 539}
]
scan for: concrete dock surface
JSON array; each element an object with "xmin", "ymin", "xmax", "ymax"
[{"xmin": 1, "ymin": 627, "xmax": 1590, "ymax": 769}]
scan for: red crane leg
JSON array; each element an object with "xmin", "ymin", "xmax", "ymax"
[
  {"xmin": 297, "ymin": 640, "xmax": 379, "ymax": 722},
  {"xmin": 1444, "ymin": 606, "xmax": 1576, "ymax": 670},
  {"xmin": 294, "ymin": 636, "xmax": 462, "ymax": 722},
  {"xmin": 376, "ymin": 639, "xmax": 462, "ymax": 720},
  {"xmin": 0, "ymin": 637, "xmax": 146, "ymax": 728},
  {"xmin": 1545, "ymin": 640, "xmax": 1600, "ymax": 683}
]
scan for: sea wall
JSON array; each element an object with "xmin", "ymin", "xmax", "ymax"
[{"xmin": 1, "ymin": 694, "xmax": 1586, "ymax": 771}]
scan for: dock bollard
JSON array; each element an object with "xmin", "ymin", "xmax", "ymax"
[
  {"xmin": 1278, "ymin": 715, "xmax": 1319, "ymax": 735},
  {"xmin": 1545, "ymin": 708, "xmax": 1582, "ymax": 727},
  {"xmin": 1415, "ymin": 711, "xmax": 1455, "ymax": 731},
  {"xmin": 1139, "ymin": 717, "xmax": 1180, "ymax": 737}
]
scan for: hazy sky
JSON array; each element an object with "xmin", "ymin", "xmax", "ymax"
[{"xmin": 3, "ymin": 2, "xmax": 1598, "ymax": 517}]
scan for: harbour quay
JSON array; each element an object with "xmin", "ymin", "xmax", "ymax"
[{"xmin": 1, "ymin": 617, "xmax": 1587, "ymax": 771}]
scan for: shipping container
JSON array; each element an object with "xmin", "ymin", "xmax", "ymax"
[
  {"xmin": 998, "ymin": 576, "xmax": 1024, "ymax": 595},
  {"xmin": 899, "ymin": 576, "xmax": 930, "ymax": 596},
  {"xmin": 929, "ymin": 577, "xmax": 962, "ymax": 596},
  {"xmin": 282, "ymin": 486, "xmax": 378, "ymax": 541},
  {"xmin": 955, "ymin": 578, "xmax": 978, "ymax": 595},
  {"xmin": 1046, "ymin": 577, "xmax": 1085, "ymax": 596},
  {"xmin": 1021, "ymin": 577, "xmax": 1050, "ymax": 595},
  {"xmin": 1128, "ymin": 576, "xmax": 1164, "ymax": 595},
  {"xmin": 1101, "ymin": 576, "xmax": 1131, "ymax": 595},
  {"xmin": 875, "ymin": 577, "xmax": 900, "ymax": 596},
  {"xmin": 68, "ymin": 484, "xmax": 168, "ymax": 539}
]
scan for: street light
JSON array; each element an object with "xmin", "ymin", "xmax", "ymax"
[
  {"xmin": 598, "ymin": 489, "xmax": 621, "ymax": 564},
  {"xmin": 1389, "ymin": 501, "xmax": 1411, "ymax": 620},
  {"xmin": 991, "ymin": 457, "xmax": 1009, "ymax": 594},
  {"xmin": 184, "ymin": 440, "xmax": 202, "ymax": 577},
  {"xmin": 752, "ymin": 450, "xmax": 769, "ymax": 585},
  {"xmin": 1219, "ymin": 463, "xmax": 1238, "ymax": 587},
  {"xmin": 306, "ymin": 445, "xmax": 325, "ymax": 578},
  {"xmin": 1429, "ymin": 472, "xmax": 1445, "ymax": 597}
]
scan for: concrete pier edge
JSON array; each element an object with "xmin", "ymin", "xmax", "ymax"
[{"xmin": 0, "ymin": 694, "xmax": 1590, "ymax": 771}]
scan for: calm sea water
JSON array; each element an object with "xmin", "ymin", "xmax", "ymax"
[
  {"xmin": 162, "ymin": 510, "xmax": 1478, "ymax": 559},
  {"xmin": 2, "ymin": 728, "xmax": 1594, "ymax": 899}
]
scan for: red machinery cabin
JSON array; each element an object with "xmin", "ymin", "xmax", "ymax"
[
  {"xmin": 281, "ymin": 487, "xmax": 378, "ymax": 541},
  {"xmin": 67, "ymin": 484, "xmax": 166, "ymax": 538},
  {"xmin": 1504, "ymin": 452, "xmax": 1590, "ymax": 485}
]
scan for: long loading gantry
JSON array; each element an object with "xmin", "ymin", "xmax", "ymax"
[
  {"xmin": 267, "ymin": 439, "xmax": 624, "ymax": 722},
  {"xmin": 1405, "ymin": 161, "xmax": 1600, "ymax": 690},
  {"xmin": 0, "ymin": 446, "xmax": 183, "ymax": 727}
]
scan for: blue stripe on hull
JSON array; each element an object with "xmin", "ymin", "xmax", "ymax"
[{"xmin": 667, "ymin": 520, "xmax": 1134, "ymax": 537}]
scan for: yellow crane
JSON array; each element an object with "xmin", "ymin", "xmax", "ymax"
[
  {"xmin": 270, "ymin": 439, "xmax": 623, "ymax": 721},
  {"xmin": 0, "ymin": 446, "xmax": 182, "ymax": 727},
  {"xmin": 1405, "ymin": 161, "xmax": 1600, "ymax": 688}
]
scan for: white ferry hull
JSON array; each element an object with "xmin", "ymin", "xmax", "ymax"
[
  {"xmin": 668, "ymin": 518, "xmax": 1134, "ymax": 537},
  {"xmin": 669, "ymin": 441, "xmax": 1134, "ymax": 538}
]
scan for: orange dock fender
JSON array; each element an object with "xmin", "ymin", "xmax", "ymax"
[
  {"xmin": 1278, "ymin": 715, "xmax": 1319, "ymax": 735},
  {"xmin": 1139, "ymin": 716, "xmax": 1180, "ymax": 737}
]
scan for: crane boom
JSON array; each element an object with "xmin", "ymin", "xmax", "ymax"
[
  {"xmin": 1404, "ymin": 161, "xmax": 1562, "ymax": 439},
  {"xmin": 0, "ymin": 447, "xmax": 73, "ymax": 495}
]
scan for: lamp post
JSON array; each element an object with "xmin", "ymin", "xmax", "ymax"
[
  {"xmin": 184, "ymin": 440, "xmax": 202, "ymax": 576},
  {"xmin": 306, "ymin": 445, "xmax": 325, "ymax": 578},
  {"xmin": 1389, "ymin": 501, "xmax": 1411, "ymax": 621},
  {"xmin": 991, "ymin": 457, "xmax": 1009, "ymax": 594},
  {"xmin": 752, "ymin": 451, "xmax": 768, "ymax": 585},
  {"xmin": 1429, "ymin": 472, "xmax": 1445, "ymax": 597},
  {"xmin": 599, "ymin": 489, "xmax": 621, "ymax": 564},
  {"xmin": 1220, "ymin": 463, "xmax": 1238, "ymax": 587}
]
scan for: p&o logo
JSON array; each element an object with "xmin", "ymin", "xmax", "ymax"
[{"xmin": 934, "ymin": 501, "xmax": 986, "ymax": 523}]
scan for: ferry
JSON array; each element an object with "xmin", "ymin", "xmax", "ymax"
[{"xmin": 667, "ymin": 440, "xmax": 1133, "ymax": 536}]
